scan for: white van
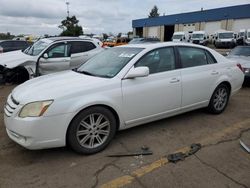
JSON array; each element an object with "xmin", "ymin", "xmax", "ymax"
[
  {"xmin": 172, "ymin": 32, "xmax": 187, "ymax": 42},
  {"xmin": 190, "ymin": 31, "xmax": 209, "ymax": 46},
  {"xmin": 237, "ymin": 29, "xmax": 246, "ymax": 45},
  {"xmin": 214, "ymin": 30, "xmax": 236, "ymax": 48},
  {"xmin": 245, "ymin": 29, "xmax": 250, "ymax": 46}
]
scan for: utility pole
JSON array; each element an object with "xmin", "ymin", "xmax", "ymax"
[{"xmin": 66, "ymin": 1, "xmax": 70, "ymax": 17}]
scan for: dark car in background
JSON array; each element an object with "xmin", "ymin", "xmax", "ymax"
[{"xmin": 0, "ymin": 40, "xmax": 31, "ymax": 53}]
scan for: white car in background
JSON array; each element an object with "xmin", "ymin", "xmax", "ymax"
[
  {"xmin": 0, "ymin": 37, "xmax": 103, "ymax": 83},
  {"xmin": 4, "ymin": 42, "xmax": 244, "ymax": 154}
]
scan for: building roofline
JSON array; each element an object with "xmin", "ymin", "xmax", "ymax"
[{"xmin": 132, "ymin": 4, "xmax": 250, "ymax": 28}]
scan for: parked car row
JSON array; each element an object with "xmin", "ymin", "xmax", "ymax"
[{"xmin": 3, "ymin": 42, "xmax": 244, "ymax": 154}]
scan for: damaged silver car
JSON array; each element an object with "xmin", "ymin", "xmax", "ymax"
[{"xmin": 0, "ymin": 37, "xmax": 103, "ymax": 84}]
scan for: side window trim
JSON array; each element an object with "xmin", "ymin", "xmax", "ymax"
[{"xmin": 205, "ymin": 50, "xmax": 217, "ymax": 64}]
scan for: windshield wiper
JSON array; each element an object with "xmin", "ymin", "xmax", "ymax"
[
  {"xmin": 75, "ymin": 70, "xmax": 97, "ymax": 76},
  {"xmin": 73, "ymin": 69, "xmax": 111, "ymax": 78}
]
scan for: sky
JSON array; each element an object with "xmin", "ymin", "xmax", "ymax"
[{"xmin": 0, "ymin": 0, "xmax": 249, "ymax": 36}]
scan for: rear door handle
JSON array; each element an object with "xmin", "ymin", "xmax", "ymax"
[
  {"xmin": 211, "ymin": 71, "xmax": 219, "ymax": 75},
  {"xmin": 170, "ymin": 78, "xmax": 180, "ymax": 83}
]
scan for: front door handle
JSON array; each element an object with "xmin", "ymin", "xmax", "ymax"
[{"xmin": 170, "ymin": 78, "xmax": 180, "ymax": 83}]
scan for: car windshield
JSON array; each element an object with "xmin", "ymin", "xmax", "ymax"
[
  {"xmin": 229, "ymin": 47, "xmax": 250, "ymax": 56},
  {"xmin": 239, "ymin": 32, "xmax": 245, "ymax": 37},
  {"xmin": 77, "ymin": 47, "xmax": 144, "ymax": 78},
  {"xmin": 173, "ymin": 35, "xmax": 183, "ymax": 39},
  {"xmin": 192, "ymin": 34, "xmax": 204, "ymax": 39},
  {"xmin": 23, "ymin": 39, "xmax": 52, "ymax": 56},
  {"xmin": 218, "ymin": 33, "xmax": 233, "ymax": 39}
]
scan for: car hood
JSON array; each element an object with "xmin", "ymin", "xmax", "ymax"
[
  {"xmin": 227, "ymin": 56, "xmax": 250, "ymax": 68},
  {"xmin": 12, "ymin": 70, "xmax": 112, "ymax": 104},
  {"xmin": 0, "ymin": 50, "xmax": 34, "ymax": 68}
]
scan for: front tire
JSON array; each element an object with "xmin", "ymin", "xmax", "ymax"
[
  {"xmin": 67, "ymin": 106, "xmax": 117, "ymax": 154},
  {"xmin": 207, "ymin": 84, "xmax": 230, "ymax": 114}
]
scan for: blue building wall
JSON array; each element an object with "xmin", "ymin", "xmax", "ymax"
[{"xmin": 132, "ymin": 4, "xmax": 250, "ymax": 28}]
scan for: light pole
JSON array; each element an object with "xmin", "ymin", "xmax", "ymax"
[{"xmin": 66, "ymin": 1, "xmax": 70, "ymax": 17}]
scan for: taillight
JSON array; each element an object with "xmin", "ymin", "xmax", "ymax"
[{"xmin": 237, "ymin": 63, "xmax": 244, "ymax": 73}]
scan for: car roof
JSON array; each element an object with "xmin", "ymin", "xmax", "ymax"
[
  {"xmin": 0, "ymin": 40, "xmax": 28, "ymax": 43},
  {"xmin": 46, "ymin": 37, "xmax": 83, "ymax": 42},
  {"xmin": 118, "ymin": 42, "xmax": 210, "ymax": 50}
]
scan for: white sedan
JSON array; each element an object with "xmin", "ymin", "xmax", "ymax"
[{"xmin": 4, "ymin": 42, "xmax": 244, "ymax": 154}]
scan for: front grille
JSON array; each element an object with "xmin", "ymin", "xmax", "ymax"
[
  {"xmin": 4, "ymin": 95, "xmax": 19, "ymax": 117},
  {"xmin": 193, "ymin": 40, "xmax": 199, "ymax": 44}
]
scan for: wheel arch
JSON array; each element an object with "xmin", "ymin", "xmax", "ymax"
[{"xmin": 65, "ymin": 104, "xmax": 121, "ymax": 145}]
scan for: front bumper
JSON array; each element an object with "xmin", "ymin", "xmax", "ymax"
[
  {"xmin": 4, "ymin": 109, "xmax": 75, "ymax": 150},
  {"xmin": 215, "ymin": 42, "xmax": 235, "ymax": 48}
]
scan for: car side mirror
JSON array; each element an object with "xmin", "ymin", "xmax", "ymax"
[
  {"xmin": 183, "ymin": 37, "xmax": 186, "ymax": 40},
  {"xmin": 226, "ymin": 52, "xmax": 229, "ymax": 56},
  {"xmin": 216, "ymin": 36, "xmax": 218, "ymax": 39},
  {"xmin": 124, "ymin": 67, "xmax": 149, "ymax": 79},
  {"xmin": 204, "ymin": 37, "xmax": 206, "ymax": 40},
  {"xmin": 43, "ymin": 53, "xmax": 49, "ymax": 59}
]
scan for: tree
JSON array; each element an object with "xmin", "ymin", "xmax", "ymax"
[
  {"xmin": 59, "ymin": 16, "xmax": 83, "ymax": 36},
  {"xmin": 148, "ymin": 5, "xmax": 160, "ymax": 18}
]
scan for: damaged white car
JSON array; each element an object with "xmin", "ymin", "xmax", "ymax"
[{"xmin": 0, "ymin": 37, "xmax": 103, "ymax": 84}]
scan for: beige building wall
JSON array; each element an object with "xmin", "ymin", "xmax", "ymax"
[
  {"xmin": 143, "ymin": 27, "xmax": 148, "ymax": 37},
  {"xmin": 133, "ymin": 28, "xmax": 136, "ymax": 37},
  {"xmin": 200, "ymin": 22, "xmax": 205, "ymax": 30},
  {"xmin": 160, "ymin": 26, "xmax": 165, "ymax": 42},
  {"xmin": 227, "ymin": 19, "xmax": 233, "ymax": 30},
  {"xmin": 221, "ymin": 20, "xmax": 227, "ymax": 30}
]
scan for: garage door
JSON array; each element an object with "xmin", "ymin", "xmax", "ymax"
[
  {"xmin": 183, "ymin": 24, "xmax": 195, "ymax": 33},
  {"xmin": 232, "ymin": 19, "xmax": 250, "ymax": 32},
  {"xmin": 148, "ymin": 27, "xmax": 158, "ymax": 37},
  {"xmin": 205, "ymin": 21, "xmax": 221, "ymax": 35}
]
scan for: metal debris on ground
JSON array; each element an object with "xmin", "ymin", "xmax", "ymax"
[
  {"xmin": 107, "ymin": 146, "xmax": 153, "ymax": 157},
  {"xmin": 240, "ymin": 140, "xmax": 250, "ymax": 153},
  {"xmin": 167, "ymin": 143, "xmax": 202, "ymax": 163}
]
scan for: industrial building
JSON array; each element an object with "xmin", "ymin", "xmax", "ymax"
[{"xmin": 132, "ymin": 4, "xmax": 250, "ymax": 41}]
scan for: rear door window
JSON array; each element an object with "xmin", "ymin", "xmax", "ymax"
[
  {"xmin": 178, "ymin": 47, "xmax": 208, "ymax": 68},
  {"xmin": 70, "ymin": 41, "xmax": 96, "ymax": 54}
]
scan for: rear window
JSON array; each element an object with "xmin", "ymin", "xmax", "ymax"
[{"xmin": 70, "ymin": 41, "xmax": 96, "ymax": 54}]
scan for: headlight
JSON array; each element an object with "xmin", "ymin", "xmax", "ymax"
[{"xmin": 19, "ymin": 100, "xmax": 53, "ymax": 118}]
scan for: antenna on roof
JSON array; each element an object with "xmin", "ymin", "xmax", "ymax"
[{"xmin": 66, "ymin": 1, "xmax": 70, "ymax": 17}]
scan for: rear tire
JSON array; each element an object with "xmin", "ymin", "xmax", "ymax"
[
  {"xmin": 67, "ymin": 106, "xmax": 117, "ymax": 154},
  {"xmin": 207, "ymin": 84, "xmax": 230, "ymax": 114}
]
